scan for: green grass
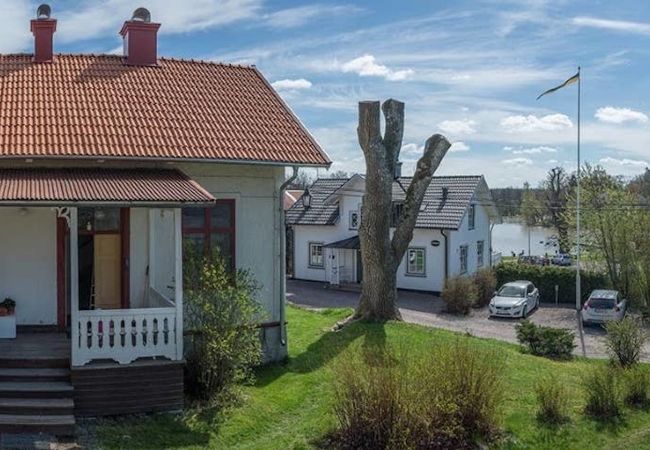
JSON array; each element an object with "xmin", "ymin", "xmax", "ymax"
[{"xmin": 95, "ymin": 306, "xmax": 650, "ymax": 450}]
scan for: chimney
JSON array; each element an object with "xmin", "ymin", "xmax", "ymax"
[
  {"xmin": 30, "ymin": 4, "xmax": 56, "ymax": 63},
  {"xmin": 119, "ymin": 8, "xmax": 160, "ymax": 66},
  {"xmin": 441, "ymin": 187, "xmax": 449, "ymax": 203},
  {"xmin": 394, "ymin": 161, "xmax": 403, "ymax": 179}
]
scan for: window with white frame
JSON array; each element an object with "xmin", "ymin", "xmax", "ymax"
[
  {"xmin": 460, "ymin": 245, "xmax": 468, "ymax": 273},
  {"xmin": 468, "ymin": 204, "xmax": 475, "ymax": 230},
  {"xmin": 477, "ymin": 240, "xmax": 484, "ymax": 267},
  {"xmin": 406, "ymin": 248, "xmax": 426, "ymax": 276},
  {"xmin": 349, "ymin": 210, "xmax": 360, "ymax": 230},
  {"xmin": 309, "ymin": 242, "xmax": 324, "ymax": 268}
]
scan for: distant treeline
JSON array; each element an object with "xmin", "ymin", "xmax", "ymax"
[{"xmin": 490, "ymin": 187, "xmax": 544, "ymax": 217}]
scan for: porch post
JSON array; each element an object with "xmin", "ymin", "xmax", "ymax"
[
  {"xmin": 69, "ymin": 207, "xmax": 80, "ymax": 366},
  {"xmin": 174, "ymin": 208, "xmax": 183, "ymax": 360}
]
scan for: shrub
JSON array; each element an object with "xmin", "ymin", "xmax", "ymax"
[
  {"xmin": 442, "ymin": 276, "xmax": 477, "ymax": 315},
  {"xmin": 583, "ymin": 366, "xmax": 621, "ymax": 421},
  {"xmin": 330, "ymin": 339, "xmax": 504, "ymax": 449},
  {"xmin": 495, "ymin": 263, "xmax": 608, "ymax": 304},
  {"xmin": 515, "ymin": 320, "xmax": 575, "ymax": 359},
  {"xmin": 605, "ymin": 317, "xmax": 647, "ymax": 368},
  {"xmin": 535, "ymin": 377, "xmax": 570, "ymax": 424},
  {"xmin": 474, "ymin": 268, "xmax": 497, "ymax": 308},
  {"xmin": 183, "ymin": 248, "xmax": 264, "ymax": 403},
  {"xmin": 624, "ymin": 367, "xmax": 650, "ymax": 407}
]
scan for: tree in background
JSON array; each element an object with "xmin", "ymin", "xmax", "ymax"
[
  {"xmin": 292, "ymin": 171, "xmax": 314, "ymax": 190},
  {"xmin": 521, "ymin": 182, "xmax": 544, "ymax": 226},
  {"xmin": 544, "ymin": 167, "xmax": 570, "ymax": 252},
  {"xmin": 355, "ymin": 99, "xmax": 450, "ymax": 321},
  {"xmin": 327, "ymin": 169, "xmax": 350, "ymax": 179}
]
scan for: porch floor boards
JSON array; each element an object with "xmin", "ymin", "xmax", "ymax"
[{"xmin": 0, "ymin": 333, "xmax": 69, "ymax": 362}]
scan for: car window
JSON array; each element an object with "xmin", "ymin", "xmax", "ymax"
[
  {"xmin": 589, "ymin": 298, "xmax": 616, "ymax": 309},
  {"xmin": 527, "ymin": 284, "xmax": 534, "ymax": 294},
  {"xmin": 498, "ymin": 285, "xmax": 525, "ymax": 297}
]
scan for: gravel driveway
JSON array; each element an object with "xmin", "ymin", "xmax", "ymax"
[{"xmin": 287, "ymin": 279, "xmax": 650, "ymax": 361}]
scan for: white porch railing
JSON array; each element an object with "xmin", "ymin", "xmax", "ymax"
[
  {"xmin": 74, "ymin": 308, "xmax": 178, "ymax": 366},
  {"xmin": 491, "ymin": 252, "xmax": 503, "ymax": 266}
]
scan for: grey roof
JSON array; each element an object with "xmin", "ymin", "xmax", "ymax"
[
  {"xmin": 324, "ymin": 235, "xmax": 360, "ymax": 249},
  {"xmin": 286, "ymin": 175, "xmax": 498, "ymax": 230}
]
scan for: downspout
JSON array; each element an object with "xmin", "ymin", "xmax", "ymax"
[
  {"xmin": 278, "ymin": 166, "xmax": 299, "ymax": 346},
  {"xmin": 489, "ymin": 223, "xmax": 495, "ymax": 266},
  {"xmin": 441, "ymin": 229, "xmax": 449, "ymax": 281}
]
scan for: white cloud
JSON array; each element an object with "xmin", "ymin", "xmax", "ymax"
[
  {"xmin": 502, "ymin": 157, "xmax": 533, "ymax": 166},
  {"xmin": 437, "ymin": 119, "xmax": 477, "ymax": 136},
  {"xmin": 263, "ymin": 5, "xmax": 360, "ymax": 29},
  {"xmin": 595, "ymin": 106, "xmax": 648, "ymax": 124},
  {"xmin": 340, "ymin": 54, "xmax": 414, "ymax": 81},
  {"xmin": 449, "ymin": 141, "xmax": 470, "ymax": 152},
  {"xmin": 547, "ymin": 159, "xmax": 558, "ymax": 164},
  {"xmin": 572, "ymin": 16, "xmax": 650, "ymax": 35},
  {"xmin": 56, "ymin": 0, "xmax": 262, "ymax": 43},
  {"xmin": 512, "ymin": 146, "xmax": 558, "ymax": 155},
  {"xmin": 599, "ymin": 157, "xmax": 648, "ymax": 169},
  {"xmin": 0, "ymin": 0, "xmax": 32, "ymax": 53},
  {"xmin": 501, "ymin": 114, "xmax": 573, "ymax": 132},
  {"xmin": 271, "ymin": 78, "xmax": 313, "ymax": 91}
]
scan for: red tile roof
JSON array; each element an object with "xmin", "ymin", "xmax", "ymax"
[
  {"xmin": 0, "ymin": 54, "xmax": 330, "ymax": 166},
  {"xmin": 0, "ymin": 168, "xmax": 215, "ymax": 205}
]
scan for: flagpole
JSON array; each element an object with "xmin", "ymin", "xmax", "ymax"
[{"xmin": 576, "ymin": 66, "xmax": 581, "ymax": 312}]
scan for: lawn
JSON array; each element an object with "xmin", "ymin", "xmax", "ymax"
[{"xmin": 95, "ymin": 306, "xmax": 650, "ymax": 450}]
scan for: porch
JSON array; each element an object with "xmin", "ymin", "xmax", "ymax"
[{"xmin": 323, "ymin": 235, "xmax": 362, "ymax": 286}]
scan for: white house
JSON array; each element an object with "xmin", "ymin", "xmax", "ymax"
[
  {"xmin": 0, "ymin": 5, "xmax": 329, "ymax": 433},
  {"xmin": 286, "ymin": 174, "xmax": 501, "ymax": 294}
]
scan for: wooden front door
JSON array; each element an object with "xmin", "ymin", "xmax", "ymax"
[{"xmin": 93, "ymin": 234, "xmax": 122, "ymax": 309}]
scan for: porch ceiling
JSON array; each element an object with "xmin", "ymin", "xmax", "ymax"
[{"xmin": 0, "ymin": 168, "xmax": 215, "ymax": 206}]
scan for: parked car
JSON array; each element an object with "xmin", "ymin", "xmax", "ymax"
[
  {"xmin": 552, "ymin": 253, "xmax": 572, "ymax": 266},
  {"xmin": 489, "ymin": 280, "xmax": 540, "ymax": 318},
  {"xmin": 581, "ymin": 290, "xmax": 627, "ymax": 325},
  {"xmin": 518, "ymin": 255, "xmax": 550, "ymax": 266}
]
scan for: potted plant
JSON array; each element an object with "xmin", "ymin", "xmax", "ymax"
[{"xmin": 0, "ymin": 297, "xmax": 16, "ymax": 339}]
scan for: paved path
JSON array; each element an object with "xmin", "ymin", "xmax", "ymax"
[{"xmin": 287, "ymin": 279, "xmax": 650, "ymax": 361}]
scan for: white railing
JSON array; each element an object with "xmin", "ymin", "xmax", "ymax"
[
  {"xmin": 73, "ymin": 308, "xmax": 178, "ymax": 366},
  {"xmin": 491, "ymin": 252, "xmax": 503, "ymax": 266}
]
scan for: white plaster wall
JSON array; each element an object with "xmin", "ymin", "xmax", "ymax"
[
  {"xmin": 448, "ymin": 200, "xmax": 492, "ymax": 278},
  {"xmin": 395, "ymin": 228, "xmax": 446, "ymax": 292},
  {"xmin": 0, "ymin": 207, "xmax": 57, "ymax": 325}
]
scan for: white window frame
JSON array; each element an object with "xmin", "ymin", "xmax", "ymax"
[
  {"xmin": 460, "ymin": 245, "xmax": 468, "ymax": 274},
  {"xmin": 406, "ymin": 247, "xmax": 426, "ymax": 276},
  {"xmin": 468, "ymin": 204, "xmax": 475, "ymax": 230},
  {"xmin": 477, "ymin": 240, "xmax": 484, "ymax": 267},
  {"xmin": 308, "ymin": 242, "xmax": 324, "ymax": 269},
  {"xmin": 349, "ymin": 210, "xmax": 360, "ymax": 230}
]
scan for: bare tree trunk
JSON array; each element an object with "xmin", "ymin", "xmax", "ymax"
[{"xmin": 355, "ymin": 99, "xmax": 450, "ymax": 321}]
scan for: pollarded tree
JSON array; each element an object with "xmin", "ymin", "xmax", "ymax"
[{"xmin": 355, "ymin": 99, "xmax": 450, "ymax": 321}]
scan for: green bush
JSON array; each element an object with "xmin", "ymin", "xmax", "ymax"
[
  {"xmin": 442, "ymin": 276, "xmax": 477, "ymax": 315},
  {"xmin": 495, "ymin": 263, "xmax": 608, "ymax": 304},
  {"xmin": 605, "ymin": 317, "xmax": 647, "ymax": 368},
  {"xmin": 624, "ymin": 367, "xmax": 650, "ymax": 407},
  {"xmin": 183, "ymin": 248, "xmax": 264, "ymax": 403},
  {"xmin": 330, "ymin": 339, "xmax": 504, "ymax": 449},
  {"xmin": 535, "ymin": 377, "xmax": 570, "ymax": 424},
  {"xmin": 515, "ymin": 320, "xmax": 575, "ymax": 359},
  {"xmin": 474, "ymin": 268, "xmax": 497, "ymax": 308},
  {"xmin": 583, "ymin": 366, "xmax": 621, "ymax": 421}
]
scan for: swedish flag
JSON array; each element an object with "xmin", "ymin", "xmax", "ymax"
[{"xmin": 537, "ymin": 72, "xmax": 580, "ymax": 100}]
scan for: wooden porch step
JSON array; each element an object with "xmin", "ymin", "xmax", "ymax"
[
  {"xmin": 0, "ymin": 413, "xmax": 75, "ymax": 436},
  {"xmin": 0, "ymin": 382, "xmax": 73, "ymax": 399},
  {"xmin": 0, "ymin": 357, "xmax": 69, "ymax": 369},
  {"xmin": 0, "ymin": 398, "xmax": 74, "ymax": 415},
  {"xmin": 0, "ymin": 368, "xmax": 70, "ymax": 382}
]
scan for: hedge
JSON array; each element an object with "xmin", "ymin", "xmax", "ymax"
[{"xmin": 495, "ymin": 263, "xmax": 609, "ymax": 304}]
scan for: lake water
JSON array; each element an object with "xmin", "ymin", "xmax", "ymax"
[{"xmin": 492, "ymin": 220, "xmax": 558, "ymax": 257}]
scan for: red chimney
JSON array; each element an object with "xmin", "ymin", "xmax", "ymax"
[
  {"xmin": 30, "ymin": 4, "xmax": 56, "ymax": 63},
  {"xmin": 119, "ymin": 8, "xmax": 160, "ymax": 66}
]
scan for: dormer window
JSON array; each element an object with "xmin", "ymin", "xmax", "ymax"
[{"xmin": 468, "ymin": 204, "xmax": 475, "ymax": 230}]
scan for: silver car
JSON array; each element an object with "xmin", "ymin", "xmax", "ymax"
[
  {"xmin": 489, "ymin": 280, "xmax": 540, "ymax": 318},
  {"xmin": 582, "ymin": 290, "xmax": 627, "ymax": 325}
]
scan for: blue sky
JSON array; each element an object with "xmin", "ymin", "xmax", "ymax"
[{"xmin": 2, "ymin": 0, "xmax": 650, "ymax": 187}]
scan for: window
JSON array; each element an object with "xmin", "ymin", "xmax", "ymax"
[
  {"xmin": 468, "ymin": 204, "xmax": 475, "ymax": 230},
  {"xmin": 406, "ymin": 248, "xmax": 426, "ymax": 276},
  {"xmin": 309, "ymin": 242, "xmax": 324, "ymax": 268},
  {"xmin": 391, "ymin": 202, "xmax": 404, "ymax": 227},
  {"xmin": 182, "ymin": 200, "xmax": 236, "ymax": 270},
  {"xmin": 477, "ymin": 240, "xmax": 484, "ymax": 267},
  {"xmin": 349, "ymin": 210, "xmax": 360, "ymax": 230},
  {"xmin": 460, "ymin": 245, "xmax": 468, "ymax": 273}
]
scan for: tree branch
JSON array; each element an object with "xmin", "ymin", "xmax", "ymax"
[
  {"xmin": 381, "ymin": 99, "xmax": 405, "ymax": 175},
  {"xmin": 357, "ymin": 101, "xmax": 381, "ymax": 154},
  {"xmin": 391, "ymin": 134, "xmax": 451, "ymax": 260}
]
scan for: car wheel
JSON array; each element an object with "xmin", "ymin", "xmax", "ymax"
[{"xmin": 522, "ymin": 305, "xmax": 528, "ymax": 319}]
